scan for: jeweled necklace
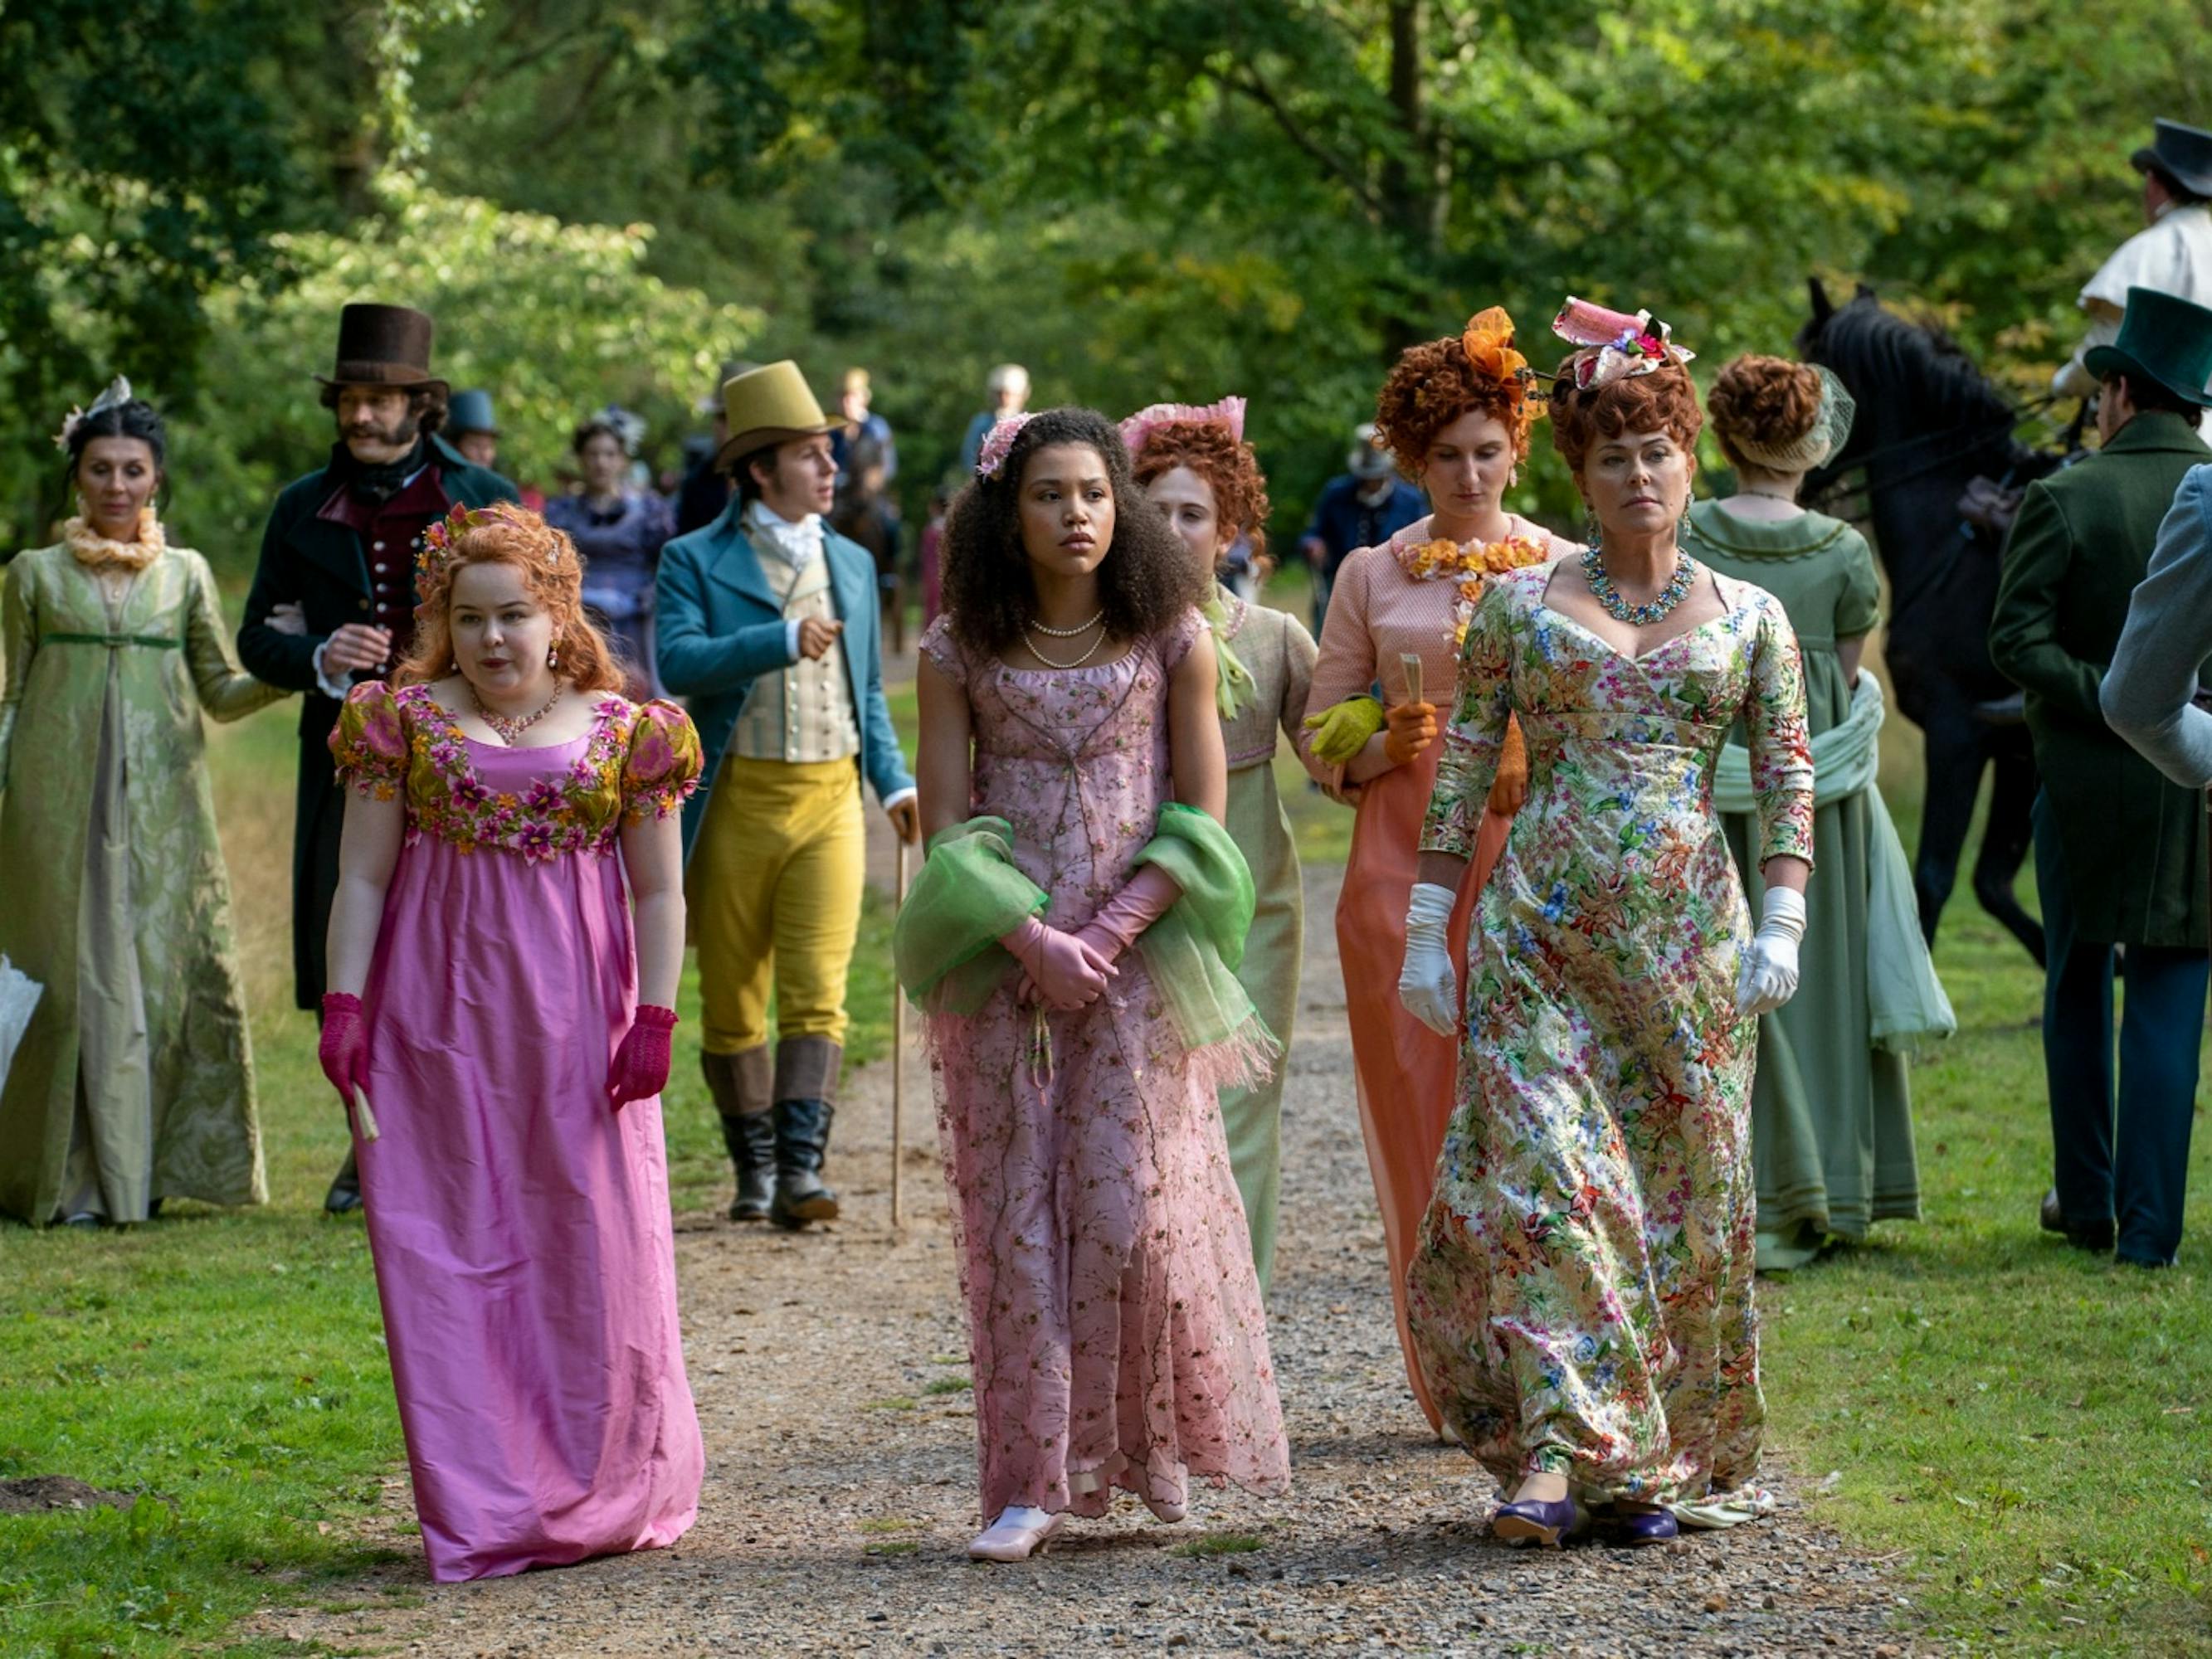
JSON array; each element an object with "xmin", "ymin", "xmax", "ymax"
[
  {"xmin": 470, "ymin": 680, "xmax": 563, "ymax": 744},
  {"xmin": 1024, "ymin": 617, "xmax": 1108, "ymax": 670},
  {"xmin": 1581, "ymin": 543, "xmax": 1698, "ymax": 626}
]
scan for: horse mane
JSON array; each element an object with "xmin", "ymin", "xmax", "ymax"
[{"xmin": 1811, "ymin": 296, "xmax": 2018, "ymax": 433}]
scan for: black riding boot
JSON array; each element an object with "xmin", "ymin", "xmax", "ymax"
[
  {"xmin": 702, "ymin": 1048, "xmax": 774, "ymax": 1222},
  {"xmin": 769, "ymin": 1036, "xmax": 841, "ymax": 1230},
  {"xmin": 324, "ymin": 1149, "xmax": 362, "ymax": 1215}
]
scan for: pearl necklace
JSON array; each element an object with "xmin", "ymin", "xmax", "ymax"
[
  {"xmin": 1028, "ymin": 609, "xmax": 1105, "ymax": 638},
  {"xmin": 1024, "ymin": 617, "xmax": 1108, "ymax": 669},
  {"xmin": 470, "ymin": 681, "xmax": 564, "ymax": 745},
  {"xmin": 1581, "ymin": 543, "xmax": 1698, "ymax": 627}
]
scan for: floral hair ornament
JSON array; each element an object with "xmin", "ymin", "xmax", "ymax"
[
  {"xmin": 1459, "ymin": 309, "xmax": 1540, "ymax": 423},
  {"xmin": 1552, "ymin": 297, "xmax": 1696, "ymax": 392},
  {"xmin": 52, "ymin": 375, "xmax": 134, "ymax": 451},
  {"xmin": 414, "ymin": 499, "xmax": 568, "ymax": 586},
  {"xmin": 974, "ymin": 412, "xmax": 1037, "ymax": 480},
  {"xmin": 1118, "ymin": 395, "xmax": 1247, "ymax": 459}
]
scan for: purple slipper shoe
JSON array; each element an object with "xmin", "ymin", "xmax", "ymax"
[{"xmin": 1492, "ymin": 1496, "xmax": 1582, "ymax": 1548}]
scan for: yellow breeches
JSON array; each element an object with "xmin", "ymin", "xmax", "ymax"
[{"xmin": 689, "ymin": 757, "xmax": 866, "ymax": 1054}]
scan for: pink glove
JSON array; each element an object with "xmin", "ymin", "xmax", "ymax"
[
  {"xmin": 607, "ymin": 1005, "xmax": 679, "ymax": 1110},
  {"xmin": 1071, "ymin": 864, "xmax": 1184, "ymax": 968},
  {"xmin": 319, "ymin": 992, "xmax": 368, "ymax": 1109},
  {"xmin": 999, "ymin": 916, "xmax": 1115, "ymax": 1011}
]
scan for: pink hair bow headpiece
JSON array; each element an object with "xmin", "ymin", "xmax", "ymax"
[
  {"xmin": 974, "ymin": 413, "xmax": 1036, "ymax": 480},
  {"xmin": 1118, "ymin": 395, "xmax": 1246, "ymax": 459},
  {"xmin": 1552, "ymin": 297, "xmax": 1694, "ymax": 391}
]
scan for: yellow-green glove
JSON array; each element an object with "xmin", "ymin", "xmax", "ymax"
[{"xmin": 1301, "ymin": 694, "xmax": 1386, "ymax": 766}]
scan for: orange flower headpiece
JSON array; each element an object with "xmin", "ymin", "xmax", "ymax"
[{"xmin": 1460, "ymin": 307, "xmax": 1540, "ymax": 427}]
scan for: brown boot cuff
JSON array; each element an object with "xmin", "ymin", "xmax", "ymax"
[
  {"xmin": 702, "ymin": 1045, "xmax": 774, "ymax": 1117},
  {"xmin": 772, "ymin": 1035, "xmax": 843, "ymax": 1105}
]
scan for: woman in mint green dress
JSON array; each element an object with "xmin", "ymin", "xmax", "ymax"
[{"xmin": 1686, "ymin": 354, "xmax": 1947, "ymax": 1271}]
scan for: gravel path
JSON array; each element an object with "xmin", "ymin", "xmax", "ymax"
[{"xmin": 251, "ymin": 855, "xmax": 1928, "ymax": 1657}]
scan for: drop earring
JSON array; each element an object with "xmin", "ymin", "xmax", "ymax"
[{"xmin": 548, "ymin": 640, "xmax": 560, "ymax": 669}]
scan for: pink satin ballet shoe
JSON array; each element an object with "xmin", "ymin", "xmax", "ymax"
[
  {"xmin": 967, "ymin": 1508, "xmax": 1063, "ymax": 1563},
  {"xmin": 1143, "ymin": 1493, "xmax": 1187, "ymax": 1524}
]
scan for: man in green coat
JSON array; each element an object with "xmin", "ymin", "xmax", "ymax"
[{"xmin": 1990, "ymin": 286, "xmax": 2212, "ymax": 1267}]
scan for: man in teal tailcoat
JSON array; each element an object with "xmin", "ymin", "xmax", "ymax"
[
  {"xmin": 1990, "ymin": 287, "xmax": 2212, "ymax": 1267},
  {"xmin": 656, "ymin": 361, "xmax": 918, "ymax": 1232}
]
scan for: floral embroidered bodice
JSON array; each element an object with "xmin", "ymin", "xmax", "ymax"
[{"xmin": 330, "ymin": 681, "xmax": 701, "ymax": 859}]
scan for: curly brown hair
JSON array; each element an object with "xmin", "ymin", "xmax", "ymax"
[
  {"xmin": 1128, "ymin": 419, "xmax": 1273, "ymax": 557},
  {"xmin": 1372, "ymin": 334, "xmax": 1537, "ymax": 473},
  {"xmin": 394, "ymin": 506, "xmax": 627, "ymax": 694},
  {"xmin": 940, "ymin": 407, "xmax": 1207, "ymax": 659},
  {"xmin": 1547, "ymin": 357, "xmax": 1704, "ymax": 474},
  {"xmin": 1705, "ymin": 354, "xmax": 1825, "ymax": 470}
]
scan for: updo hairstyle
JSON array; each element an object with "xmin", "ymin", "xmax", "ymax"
[
  {"xmin": 1547, "ymin": 357, "xmax": 1704, "ymax": 475},
  {"xmin": 61, "ymin": 397, "xmax": 168, "ymax": 498},
  {"xmin": 393, "ymin": 505, "xmax": 627, "ymax": 694},
  {"xmin": 1372, "ymin": 335, "xmax": 1537, "ymax": 472},
  {"xmin": 1705, "ymin": 355, "xmax": 1825, "ymax": 472},
  {"xmin": 1128, "ymin": 420, "xmax": 1274, "ymax": 555}
]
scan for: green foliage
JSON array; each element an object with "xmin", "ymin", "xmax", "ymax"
[{"xmin": 168, "ymin": 173, "xmax": 760, "ymax": 581}]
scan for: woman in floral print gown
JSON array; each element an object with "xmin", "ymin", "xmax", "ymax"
[
  {"xmin": 1399, "ymin": 301, "xmax": 1814, "ymax": 1547},
  {"xmin": 904, "ymin": 408, "xmax": 1288, "ymax": 1564},
  {"xmin": 323, "ymin": 503, "xmax": 705, "ymax": 1581}
]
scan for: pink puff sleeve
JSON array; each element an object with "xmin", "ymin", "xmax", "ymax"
[
  {"xmin": 621, "ymin": 698, "xmax": 704, "ymax": 822},
  {"xmin": 918, "ymin": 614, "xmax": 967, "ymax": 688},
  {"xmin": 1157, "ymin": 606, "xmax": 1208, "ymax": 672},
  {"xmin": 328, "ymin": 681, "xmax": 409, "ymax": 800}
]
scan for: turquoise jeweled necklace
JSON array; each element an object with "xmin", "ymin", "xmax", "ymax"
[{"xmin": 1581, "ymin": 542, "xmax": 1698, "ymax": 626}]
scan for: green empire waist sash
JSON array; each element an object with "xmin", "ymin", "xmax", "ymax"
[{"xmin": 43, "ymin": 631, "xmax": 183, "ymax": 649}]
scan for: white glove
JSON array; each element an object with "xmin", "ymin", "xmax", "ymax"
[
  {"xmin": 1735, "ymin": 886, "xmax": 1807, "ymax": 1019},
  {"xmin": 1398, "ymin": 881, "xmax": 1460, "ymax": 1039}
]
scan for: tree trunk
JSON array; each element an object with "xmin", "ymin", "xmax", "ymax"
[{"xmin": 1378, "ymin": 0, "xmax": 1448, "ymax": 355}]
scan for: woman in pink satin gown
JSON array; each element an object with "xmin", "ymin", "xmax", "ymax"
[
  {"xmin": 320, "ymin": 504, "xmax": 705, "ymax": 1582},
  {"xmin": 1298, "ymin": 309, "xmax": 1575, "ymax": 1434}
]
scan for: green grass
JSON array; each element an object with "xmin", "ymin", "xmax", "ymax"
[
  {"xmin": 1762, "ymin": 861, "xmax": 2212, "ymax": 1656},
  {"xmin": 921, "ymin": 1376, "xmax": 972, "ymax": 1396},
  {"xmin": 1167, "ymin": 1531, "xmax": 1269, "ymax": 1558}
]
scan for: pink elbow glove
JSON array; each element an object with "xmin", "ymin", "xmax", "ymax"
[
  {"xmin": 1069, "ymin": 864, "xmax": 1184, "ymax": 968},
  {"xmin": 999, "ymin": 916, "xmax": 1115, "ymax": 1011},
  {"xmin": 607, "ymin": 1004, "xmax": 680, "ymax": 1110}
]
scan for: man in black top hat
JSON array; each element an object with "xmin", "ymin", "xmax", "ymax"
[
  {"xmin": 1992, "ymin": 287, "xmax": 2212, "ymax": 1268},
  {"xmin": 236, "ymin": 303, "xmax": 516, "ymax": 1214},
  {"xmin": 2054, "ymin": 119, "xmax": 2212, "ymax": 402}
]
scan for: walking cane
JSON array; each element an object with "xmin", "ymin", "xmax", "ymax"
[{"xmin": 891, "ymin": 837, "xmax": 909, "ymax": 1228}]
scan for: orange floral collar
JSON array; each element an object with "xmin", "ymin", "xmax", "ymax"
[{"xmin": 1391, "ymin": 523, "xmax": 1552, "ymax": 648}]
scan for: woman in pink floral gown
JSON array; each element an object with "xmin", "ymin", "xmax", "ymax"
[
  {"xmin": 323, "ymin": 504, "xmax": 705, "ymax": 1582},
  {"xmin": 906, "ymin": 409, "xmax": 1289, "ymax": 1562},
  {"xmin": 1401, "ymin": 304, "xmax": 1814, "ymax": 1547}
]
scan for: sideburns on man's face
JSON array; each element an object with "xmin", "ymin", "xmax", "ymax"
[{"xmin": 337, "ymin": 387, "xmax": 421, "ymax": 461}]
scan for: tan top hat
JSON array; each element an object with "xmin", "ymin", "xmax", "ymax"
[{"xmin": 714, "ymin": 360, "xmax": 838, "ymax": 471}]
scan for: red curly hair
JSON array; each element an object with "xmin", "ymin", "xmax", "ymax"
[
  {"xmin": 394, "ymin": 506, "xmax": 627, "ymax": 694},
  {"xmin": 1128, "ymin": 419, "xmax": 1273, "ymax": 554},
  {"xmin": 1705, "ymin": 354, "xmax": 1825, "ymax": 470},
  {"xmin": 1372, "ymin": 333, "xmax": 1538, "ymax": 473},
  {"xmin": 1547, "ymin": 356, "xmax": 1704, "ymax": 474}
]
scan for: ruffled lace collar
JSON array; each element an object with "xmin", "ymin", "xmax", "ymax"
[{"xmin": 64, "ymin": 507, "xmax": 166, "ymax": 572}]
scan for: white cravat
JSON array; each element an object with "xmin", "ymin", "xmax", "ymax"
[{"xmin": 746, "ymin": 499, "xmax": 825, "ymax": 574}]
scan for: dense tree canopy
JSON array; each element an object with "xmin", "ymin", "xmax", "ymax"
[{"xmin": 4, "ymin": 0, "xmax": 2209, "ymax": 572}]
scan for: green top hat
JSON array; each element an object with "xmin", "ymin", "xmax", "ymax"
[
  {"xmin": 714, "ymin": 360, "xmax": 837, "ymax": 471},
  {"xmin": 2085, "ymin": 286, "xmax": 2212, "ymax": 408},
  {"xmin": 447, "ymin": 389, "xmax": 498, "ymax": 435}
]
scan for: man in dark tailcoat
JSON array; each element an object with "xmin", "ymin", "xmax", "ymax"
[
  {"xmin": 1990, "ymin": 287, "xmax": 2212, "ymax": 1267},
  {"xmin": 236, "ymin": 303, "xmax": 516, "ymax": 1213}
]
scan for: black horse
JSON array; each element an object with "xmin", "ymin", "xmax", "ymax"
[{"xmin": 1797, "ymin": 280, "xmax": 2058, "ymax": 965}]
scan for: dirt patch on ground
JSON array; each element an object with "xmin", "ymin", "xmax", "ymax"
[
  {"xmin": 0, "ymin": 1475, "xmax": 139, "ymax": 1515},
  {"xmin": 242, "ymin": 860, "xmax": 1933, "ymax": 1657}
]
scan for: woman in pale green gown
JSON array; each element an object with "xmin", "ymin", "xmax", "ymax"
[
  {"xmin": 1686, "ymin": 354, "xmax": 1946, "ymax": 1270},
  {"xmin": 1126, "ymin": 399, "xmax": 1315, "ymax": 1292},
  {"xmin": 0, "ymin": 385, "xmax": 287, "ymax": 1225}
]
